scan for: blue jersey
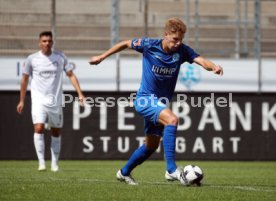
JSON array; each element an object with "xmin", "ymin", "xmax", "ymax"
[{"xmin": 131, "ymin": 38, "xmax": 199, "ymax": 101}]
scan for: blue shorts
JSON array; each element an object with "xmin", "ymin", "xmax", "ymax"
[{"xmin": 134, "ymin": 95, "xmax": 168, "ymax": 136}]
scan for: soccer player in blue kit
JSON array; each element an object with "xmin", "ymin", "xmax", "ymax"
[{"xmin": 89, "ymin": 17, "xmax": 223, "ymax": 185}]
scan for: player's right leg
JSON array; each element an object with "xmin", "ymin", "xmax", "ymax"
[
  {"xmin": 117, "ymin": 134, "xmax": 160, "ymax": 185},
  {"xmin": 34, "ymin": 123, "xmax": 46, "ymax": 171},
  {"xmin": 32, "ymin": 104, "xmax": 47, "ymax": 171}
]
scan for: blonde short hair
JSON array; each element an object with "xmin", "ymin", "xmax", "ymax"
[{"xmin": 165, "ymin": 17, "xmax": 186, "ymax": 34}]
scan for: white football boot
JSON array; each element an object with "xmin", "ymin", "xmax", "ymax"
[
  {"xmin": 38, "ymin": 163, "xmax": 46, "ymax": 171},
  {"xmin": 165, "ymin": 167, "xmax": 183, "ymax": 181},
  {"xmin": 165, "ymin": 167, "xmax": 189, "ymax": 186},
  {"xmin": 116, "ymin": 170, "xmax": 138, "ymax": 185},
  {"xmin": 51, "ymin": 164, "xmax": 59, "ymax": 172}
]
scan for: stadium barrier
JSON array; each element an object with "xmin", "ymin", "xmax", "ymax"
[{"xmin": 0, "ymin": 91, "xmax": 275, "ymax": 160}]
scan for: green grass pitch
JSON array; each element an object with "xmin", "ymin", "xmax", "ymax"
[{"xmin": 0, "ymin": 160, "xmax": 276, "ymax": 201}]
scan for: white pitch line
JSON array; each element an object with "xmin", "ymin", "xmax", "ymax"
[
  {"xmin": 233, "ymin": 186, "xmax": 276, "ymax": 192},
  {"xmin": 48, "ymin": 177, "xmax": 276, "ymax": 192},
  {"xmin": 210, "ymin": 185, "xmax": 276, "ymax": 192}
]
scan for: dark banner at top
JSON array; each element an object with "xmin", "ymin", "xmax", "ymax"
[{"xmin": 0, "ymin": 91, "xmax": 276, "ymax": 160}]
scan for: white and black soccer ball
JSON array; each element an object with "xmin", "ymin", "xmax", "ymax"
[{"xmin": 180, "ymin": 165, "xmax": 204, "ymax": 186}]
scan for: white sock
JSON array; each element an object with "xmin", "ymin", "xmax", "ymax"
[
  {"xmin": 51, "ymin": 136, "xmax": 61, "ymax": 167},
  {"xmin": 34, "ymin": 133, "xmax": 45, "ymax": 166}
]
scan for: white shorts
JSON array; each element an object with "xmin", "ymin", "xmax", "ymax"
[{"xmin": 31, "ymin": 104, "xmax": 63, "ymax": 128}]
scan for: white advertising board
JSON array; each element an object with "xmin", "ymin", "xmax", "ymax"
[{"xmin": 0, "ymin": 56, "xmax": 275, "ymax": 92}]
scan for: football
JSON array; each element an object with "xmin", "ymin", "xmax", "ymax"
[{"xmin": 180, "ymin": 165, "xmax": 204, "ymax": 186}]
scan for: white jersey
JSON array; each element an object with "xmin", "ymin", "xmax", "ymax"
[{"xmin": 23, "ymin": 50, "xmax": 73, "ymax": 107}]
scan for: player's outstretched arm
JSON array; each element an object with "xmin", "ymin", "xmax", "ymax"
[
  {"xmin": 89, "ymin": 40, "xmax": 132, "ymax": 65},
  {"xmin": 17, "ymin": 74, "xmax": 29, "ymax": 114},
  {"xmin": 193, "ymin": 56, "xmax": 223, "ymax": 76},
  {"xmin": 66, "ymin": 71, "xmax": 85, "ymax": 106}
]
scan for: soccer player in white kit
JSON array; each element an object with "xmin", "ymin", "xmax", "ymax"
[{"xmin": 17, "ymin": 31, "xmax": 85, "ymax": 172}]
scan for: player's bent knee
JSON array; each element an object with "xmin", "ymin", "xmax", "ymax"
[
  {"xmin": 166, "ymin": 116, "xmax": 178, "ymax": 126},
  {"xmin": 34, "ymin": 124, "xmax": 44, "ymax": 133}
]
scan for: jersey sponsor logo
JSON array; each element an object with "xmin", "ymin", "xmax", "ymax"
[
  {"xmin": 152, "ymin": 65, "xmax": 177, "ymax": 76},
  {"xmin": 39, "ymin": 70, "xmax": 57, "ymax": 78}
]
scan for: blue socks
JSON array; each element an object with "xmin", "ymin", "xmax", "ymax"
[
  {"xmin": 121, "ymin": 144, "xmax": 154, "ymax": 176},
  {"xmin": 121, "ymin": 125, "xmax": 177, "ymax": 175},
  {"xmin": 163, "ymin": 125, "xmax": 177, "ymax": 173}
]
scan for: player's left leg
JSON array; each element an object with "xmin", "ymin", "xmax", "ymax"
[
  {"xmin": 158, "ymin": 108, "xmax": 182, "ymax": 181},
  {"xmin": 48, "ymin": 107, "xmax": 63, "ymax": 172},
  {"xmin": 50, "ymin": 128, "xmax": 61, "ymax": 172}
]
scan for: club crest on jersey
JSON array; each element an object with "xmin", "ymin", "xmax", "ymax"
[
  {"xmin": 52, "ymin": 61, "xmax": 59, "ymax": 67},
  {"xmin": 172, "ymin": 53, "xmax": 180, "ymax": 61}
]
